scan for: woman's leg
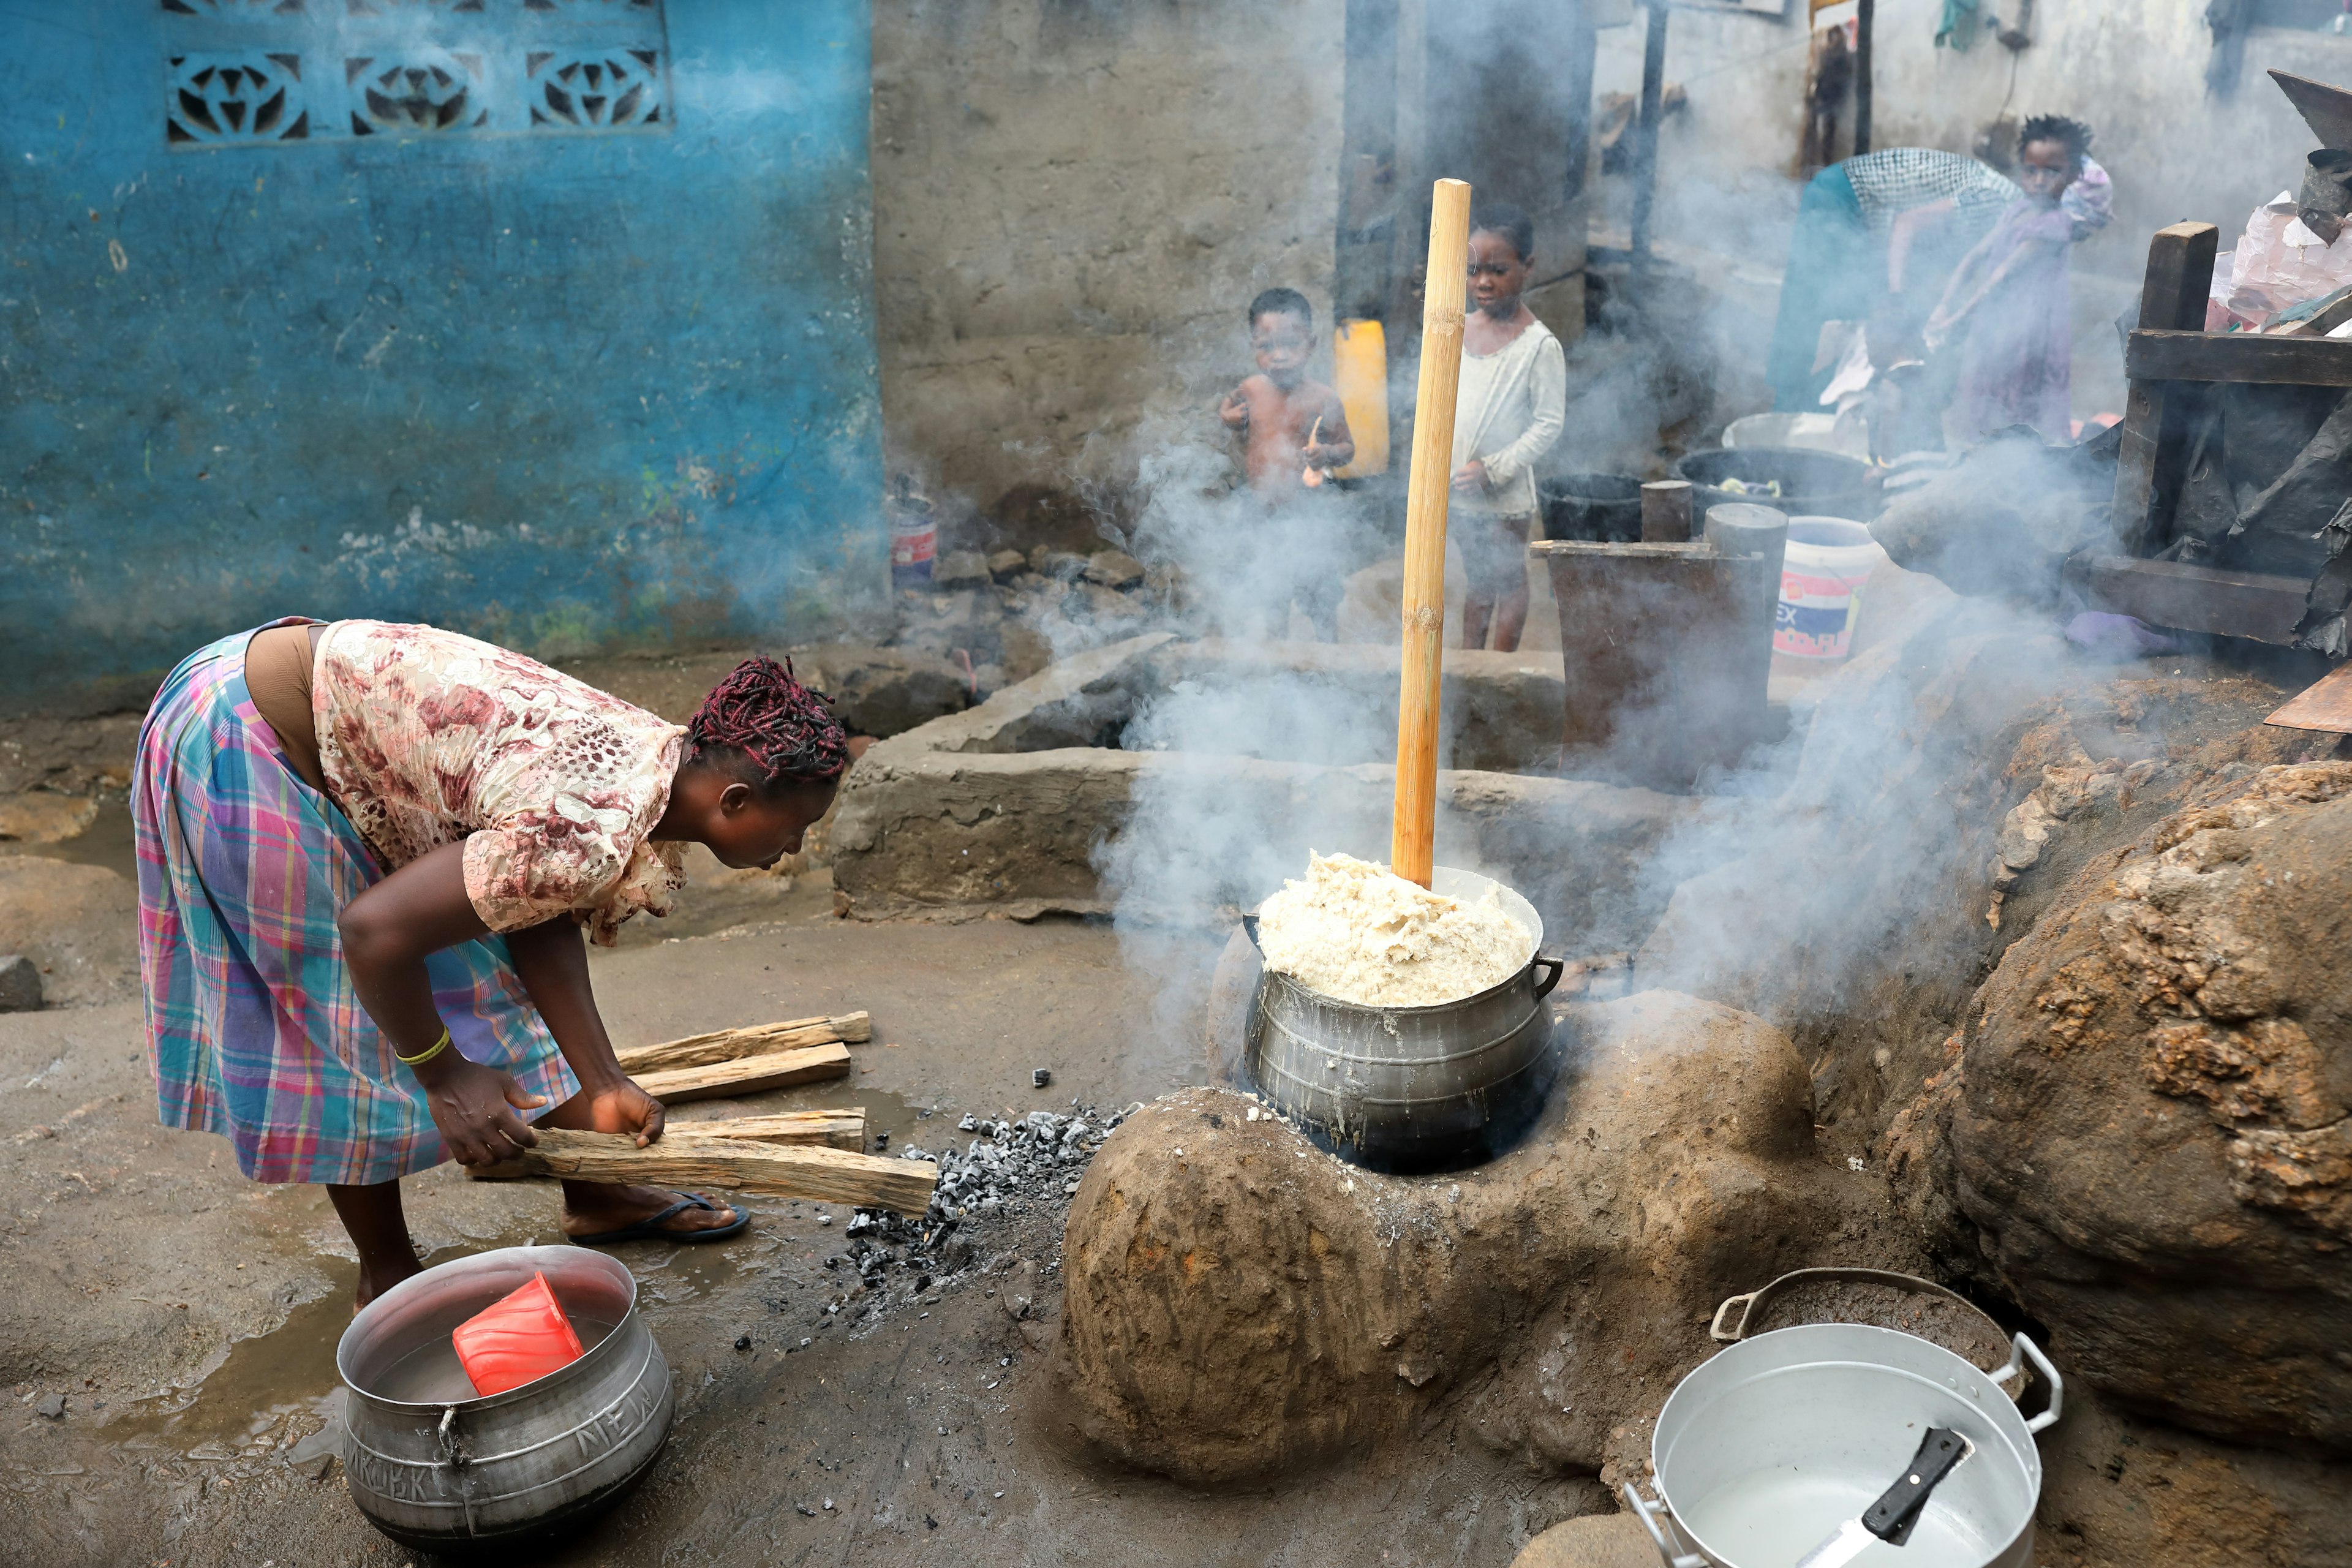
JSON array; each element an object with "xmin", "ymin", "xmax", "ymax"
[
  {"xmin": 328, "ymin": 1180, "xmax": 423, "ymax": 1307},
  {"xmin": 535, "ymin": 1087, "xmax": 739, "ymax": 1237}
]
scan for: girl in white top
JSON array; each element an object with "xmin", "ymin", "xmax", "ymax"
[{"xmin": 1450, "ymin": 203, "xmax": 1567, "ymax": 652}]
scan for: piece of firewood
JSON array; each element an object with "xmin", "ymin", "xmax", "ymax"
[
  {"xmin": 614, "ymin": 1011, "xmax": 872, "ymax": 1074},
  {"xmin": 492, "ymin": 1127, "xmax": 935, "ymax": 1212},
  {"xmin": 468, "ymin": 1109, "xmax": 865, "ymax": 1180},
  {"xmin": 631, "ymin": 1041, "xmax": 852, "ymax": 1104},
  {"xmin": 669, "ymin": 1109, "xmax": 865, "ymax": 1152}
]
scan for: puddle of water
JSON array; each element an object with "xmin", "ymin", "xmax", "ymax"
[
  {"xmin": 90, "ymin": 1097, "xmax": 941, "ymax": 1458},
  {"xmin": 100, "ymin": 1254, "xmax": 360, "ymax": 1461}
]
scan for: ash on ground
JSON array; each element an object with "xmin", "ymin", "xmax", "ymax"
[{"xmin": 764, "ymin": 1103, "xmax": 1133, "ymax": 1343}]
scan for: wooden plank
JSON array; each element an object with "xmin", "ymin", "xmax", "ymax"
[
  {"xmin": 2266, "ymin": 663, "xmax": 2352, "ymax": 733},
  {"xmin": 486, "ymin": 1128, "xmax": 935, "ymax": 1213},
  {"xmin": 671, "ymin": 1109, "xmax": 865, "ymax": 1152},
  {"xmin": 632, "ymin": 1041, "xmax": 853, "ymax": 1105},
  {"xmin": 2078, "ymin": 555, "xmax": 2310, "ymax": 645},
  {"xmin": 2126, "ymin": 329, "xmax": 2352, "ymax": 388},
  {"xmin": 2111, "ymin": 222, "xmax": 2220, "ymax": 556},
  {"xmin": 470, "ymin": 1109, "xmax": 868, "ymax": 1180},
  {"xmin": 614, "ymin": 1011, "xmax": 871, "ymax": 1075}
]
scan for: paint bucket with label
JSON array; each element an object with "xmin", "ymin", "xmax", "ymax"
[
  {"xmin": 1775, "ymin": 517, "xmax": 1886, "ymax": 660},
  {"xmin": 888, "ymin": 479, "xmax": 937, "ymax": 589}
]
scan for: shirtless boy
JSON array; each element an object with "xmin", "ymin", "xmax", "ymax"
[{"xmin": 1219, "ymin": 287, "xmax": 1354, "ymax": 496}]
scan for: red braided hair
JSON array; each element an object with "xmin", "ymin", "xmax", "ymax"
[{"xmin": 687, "ymin": 657, "xmax": 850, "ymax": 788}]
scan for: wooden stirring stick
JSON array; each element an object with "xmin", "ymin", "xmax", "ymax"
[{"xmin": 1390, "ymin": 178, "xmax": 1472, "ymax": 889}]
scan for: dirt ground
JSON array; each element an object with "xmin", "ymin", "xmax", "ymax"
[{"xmin": 0, "ymin": 884, "xmax": 1606, "ymax": 1568}]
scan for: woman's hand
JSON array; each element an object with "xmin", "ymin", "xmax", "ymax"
[
  {"xmin": 575, "ymin": 1075, "xmax": 666, "ymax": 1148},
  {"xmin": 1451, "ymin": 458, "xmax": 1490, "ymax": 494},
  {"xmin": 412, "ymin": 1051, "xmax": 548, "ymax": 1168}
]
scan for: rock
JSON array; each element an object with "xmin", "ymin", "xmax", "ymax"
[
  {"xmin": 987, "ymin": 549, "xmax": 1028, "ymax": 582},
  {"xmin": 785, "ymin": 643, "xmax": 972, "ymax": 738},
  {"xmin": 1038, "ymin": 550, "xmax": 1088, "ymax": 582},
  {"xmin": 1054, "ymin": 992, "xmax": 1879, "ymax": 1485},
  {"xmin": 33, "ymin": 1392, "xmax": 63, "ymax": 1419},
  {"xmin": 0, "ymin": 858, "xmax": 137, "ymax": 1007},
  {"xmin": 1915, "ymin": 762, "xmax": 2352, "ymax": 1452},
  {"xmin": 1031, "ymin": 1068, "xmax": 1051, "ymax": 1087},
  {"xmin": 0, "ymin": 954, "xmax": 40, "ymax": 1012},
  {"xmin": 1509, "ymin": 1513, "xmax": 1657, "ymax": 1568},
  {"xmin": 0, "ymin": 791, "xmax": 99, "ymax": 845},
  {"xmin": 934, "ymin": 550, "xmax": 992, "ymax": 590},
  {"xmin": 1082, "ymin": 549, "xmax": 1146, "ymax": 590}
]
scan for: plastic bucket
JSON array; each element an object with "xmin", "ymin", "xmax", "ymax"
[
  {"xmin": 1776, "ymin": 516, "xmax": 1886, "ymax": 660},
  {"xmin": 1722, "ymin": 412, "xmax": 1869, "ymax": 461}
]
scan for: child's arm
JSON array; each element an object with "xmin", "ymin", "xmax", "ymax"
[
  {"xmin": 1924, "ymin": 225, "xmax": 2003, "ymax": 337},
  {"xmin": 1219, "ymin": 386, "xmax": 1251, "ymax": 431},
  {"xmin": 1927, "ymin": 238, "xmax": 2062, "ymax": 348},
  {"xmin": 1476, "ymin": 334, "xmax": 1569, "ymax": 496}
]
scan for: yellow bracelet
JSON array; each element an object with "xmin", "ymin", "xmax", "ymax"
[{"xmin": 396, "ymin": 1027, "xmax": 453, "ymax": 1069}]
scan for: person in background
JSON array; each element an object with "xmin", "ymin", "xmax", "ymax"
[
  {"xmin": 1451, "ymin": 202, "xmax": 1566, "ymax": 653},
  {"xmin": 1218, "ymin": 287, "xmax": 1355, "ymax": 638},
  {"xmin": 1928, "ymin": 115, "xmax": 2098, "ymax": 445},
  {"xmin": 1220, "ymin": 287, "xmax": 1355, "ymax": 497},
  {"xmin": 1768, "ymin": 147, "xmax": 2019, "ymax": 412},
  {"xmin": 135, "ymin": 622, "xmax": 848, "ymax": 1308}
]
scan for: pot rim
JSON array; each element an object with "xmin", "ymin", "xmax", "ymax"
[
  {"xmin": 1651, "ymin": 1322, "xmax": 2045, "ymax": 1568},
  {"xmin": 1251, "ymin": 865, "xmax": 1545, "ymax": 1016},
  {"xmin": 337, "ymin": 1243, "xmax": 642, "ymax": 1415}
]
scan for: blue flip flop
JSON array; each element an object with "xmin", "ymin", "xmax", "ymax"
[{"xmin": 569, "ymin": 1191, "xmax": 749, "ymax": 1247}]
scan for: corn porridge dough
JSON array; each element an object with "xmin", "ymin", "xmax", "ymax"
[{"xmin": 1255, "ymin": 851, "xmax": 1533, "ymax": 1007}]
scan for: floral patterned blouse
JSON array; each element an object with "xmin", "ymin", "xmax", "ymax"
[{"xmin": 311, "ymin": 620, "xmax": 687, "ymax": 945}]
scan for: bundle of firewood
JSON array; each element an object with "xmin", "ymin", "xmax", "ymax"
[
  {"xmin": 468, "ymin": 1011, "xmax": 937, "ymax": 1214},
  {"xmin": 614, "ymin": 1009, "xmax": 870, "ymax": 1102}
]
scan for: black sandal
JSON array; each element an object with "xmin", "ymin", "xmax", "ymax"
[{"xmin": 568, "ymin": 1191, "xmax": 748, "ymax": 1246}]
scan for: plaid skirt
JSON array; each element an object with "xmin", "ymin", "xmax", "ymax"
[{"xmin": 132, "ymin": 624, "xmax": 576, "ymax": 1185}]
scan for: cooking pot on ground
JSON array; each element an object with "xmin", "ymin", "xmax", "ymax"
[
  {"xmin": 336, "ymin": 1245, "xmax": 671, "ymax": 1552},
  {"xmin": 1242, "ymin": 865, "xmax": 1564, "ymax": 1172},
  {"xmin": 1624, "ymin": 1319, "xmax": 2063, "ymax": 1568},
  {"xmin": 1674, "ymin": 445, "xmax": 1878, "ymax": 521}
]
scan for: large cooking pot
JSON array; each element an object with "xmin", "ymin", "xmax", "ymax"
[
  {"xmin": 1674, "ymin": 445, "xmax": 1877, "ymax": 521},
  {"xmin": 1242, "ymin": 865, "xmax": 1564, "ymax": 1172},
  {"xmin": 1539, "ymin": 472, "xmax": 1645, "ymax": 542},
  {"xmin": 1624, "ymin": 1321, "xmax": 2064, "ymax": 1568},
  {"xmin": 336, "ymin": 1245, "xmax": 672, "ymax": 1553}
]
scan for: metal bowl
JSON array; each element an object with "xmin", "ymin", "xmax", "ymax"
[
  {"xmin": 1626, "ymin": 1322, "xmax": 2064, "ymax": 1568},
  {"xmin": 1243, "ymin": 865, "xmax": 1564, "ymax": 1172},
  {"xmin": 336, "ymin": 1245, "xmax": 671, "ymax": 1552}
]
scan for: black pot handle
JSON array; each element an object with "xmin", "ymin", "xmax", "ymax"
[
  {"xmin": 1533, "ymin": 954, "xmax": 1566, "ymax": 998},
  {"xmin": 1240, "ymin": 913, "xmax": 1261, "ymax": 952}
]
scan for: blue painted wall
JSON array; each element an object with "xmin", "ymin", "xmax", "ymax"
[{"xmin": 1, "ymin": 0, "xmax": 883, "ymax": 714}]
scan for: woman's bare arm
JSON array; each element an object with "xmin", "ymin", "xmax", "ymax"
[{"xmin": 337, "ymin": 842, "xmax": 660, "ymax": 1164}]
